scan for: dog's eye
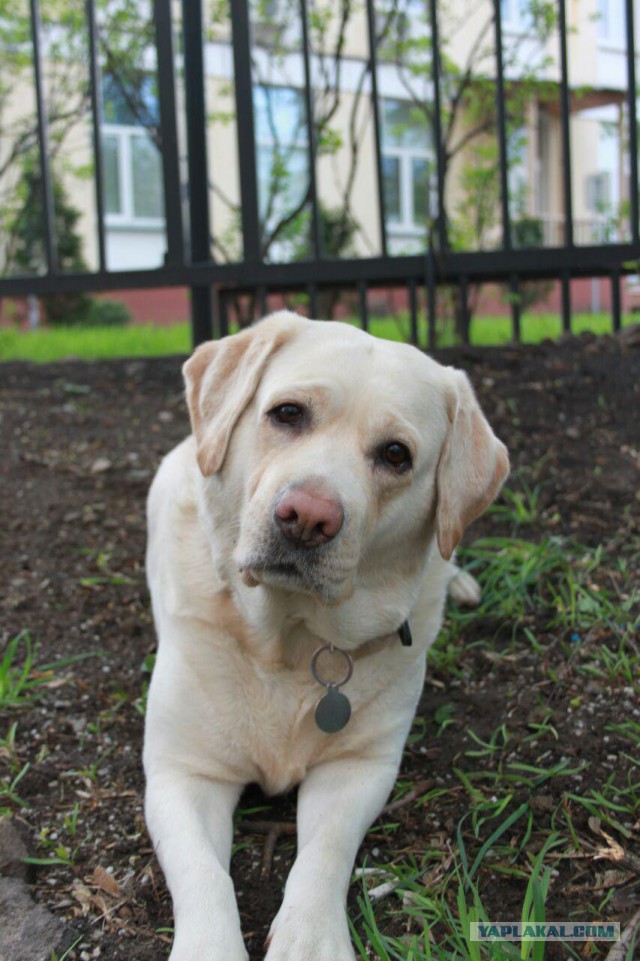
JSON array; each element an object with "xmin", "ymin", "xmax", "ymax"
[
  {"xmin": 269, "ymin": 403, "xmax": 304, "ymax": 426},
  {"xmin": 380, "ymin": 442, "xmax": 412, "ymax": 472}
]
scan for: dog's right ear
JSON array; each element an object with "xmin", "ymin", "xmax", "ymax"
[
  {"xmin": 435, "ymin": 369, "xmax": 509, "ymax": 560},
  {"xmin": 183, "ymin": 312, "xmax": 301, "ymax": 476}
]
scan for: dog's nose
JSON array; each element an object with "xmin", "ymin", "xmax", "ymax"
[{"xmin": 275, "ymin": 487, "xmax": 344, "ymax": 547}]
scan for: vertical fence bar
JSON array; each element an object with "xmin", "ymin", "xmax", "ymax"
[
  {"xmin": 300, "ymin": 0, "xmax": 322, "ymax": 259},
  {"xmin": 358, "ymin": 281, "xmax": 370, "ymax": 332},
  {"xmin": 86, "ymin": 0, "xmax": 106, "ymax": 274},
  {"xmin": 364, "ymin": 0, "xmax": 388, "ymax": 257},
  {"xmin": 219, "ymin": 290, "xmax": 229, "ymax": 337},
  {"xmin": 229, "ymin": 0, "xmax": 261, "ymax": 262},
  {"xmin": 425, "ymin": 252, "xmax": 437, "ymax": 350},
  {"xmin": 459, "ymin": 276, "xmax": 470, "ymax": 344},
  {"xmin": 557, "ymin": 0, "xmax": 574, "ymax": 248},
  {"xmin": 492, "ymin": 0, "xmax": 512, "ymax": 251},
  {"xmin": 154, "ymin": 0, "xmax": 185, "ymax": 267},
  {"xmin": 257, "ymin": 285, "xmax": 268, "ymax": 316},
  {"xmin": 611, "ymin": 270, "xmax": 622, "ymax": 332},
  {"xmin": 624, "ymin": 0, "xmax": 639, "ymax": 244},
  {"xmin": 307, "ymin": 284, "xmax": 318, "ymax": 317},
  {"xmin": 509, "ymin": 272, "xmax": 521, "ymax": 342},
  {"xmin": 561, "ymin": 270, "xmax": 571, "ymax": 332},
  {"xmin": 182, "ymin": 0, "xmax": 213, "ymax": 345},
  {"xmin": 211, "ymin": 286, "xmax": 222, "ymax": 339},
  {"xmin": 408, "ymin": 278, "xmax": 419, "ymax": 346},
  {"xmin": 427, "ymin": 0, "xmax": 447, "ymax": 252},
  {"xmin": 29, "ymin": 0, "xmax": 57, "ymax": 274}
]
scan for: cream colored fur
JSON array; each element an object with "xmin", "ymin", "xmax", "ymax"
[{"xmin": 144, "ymin": 312, "xmax": 509, "ymax": 961}]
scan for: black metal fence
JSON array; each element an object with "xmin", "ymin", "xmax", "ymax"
[{"xmin": 0, "ymin": 0, "xmax": 638, "ymax": 348}]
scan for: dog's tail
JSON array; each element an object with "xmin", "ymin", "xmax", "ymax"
[{"xmin": 446, "ymin": 562, "xmax": 481, "ymax": 608}]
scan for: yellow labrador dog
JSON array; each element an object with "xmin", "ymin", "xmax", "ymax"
[{"xmin": 144, "ymin": 311, "xmax": 509, "ymax": 961}]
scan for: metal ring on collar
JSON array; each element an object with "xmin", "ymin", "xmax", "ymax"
[{"xmin": 310, "ymin": 643, "xmax": 354, "ymax": 689}]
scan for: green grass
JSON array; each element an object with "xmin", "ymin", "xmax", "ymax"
[
  {"xmin": 350, "ymin": 816, "xmax": 567, "ymax": 961},
  {"xmin": 350, "ymin": 480, "xmax": 639, "ymax": 960},
  {"xmin": 0, "ymin": 310, "xmax": 636, "ymax": 362},
  {"xmin": 0, "ymin": 631, "xmax": 54, "ymax": 708},
  {"xmin": 469, "ymin": 311, "xmax": 635, "ymax": 346},
  {"xmin": 0, "ymin": 322, "xmax": 191, "ymax": 362},
  {"xmin": 0, "ymin": 630, "xmax": 103, "ymax": 710},
  {"xmin": 365, "ymin": 311, "xmax": 636, "ymax": 347}
]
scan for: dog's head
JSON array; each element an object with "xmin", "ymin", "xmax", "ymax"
[{"xmin": 184, "ymin": 311, "xmax": 509, "ymax": 609}]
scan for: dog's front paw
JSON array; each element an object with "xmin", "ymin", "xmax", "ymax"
[
  {"xmin": 168, "ymin": 926, "xmax": 249, "ymax": 961},
  {"xmin": 265, "ymin": 905, "xmax": 355, "ymax": 961}
]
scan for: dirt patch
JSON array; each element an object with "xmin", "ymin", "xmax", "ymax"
[{"xmin": 1, "ymin": 330, "xmax": 639, "ymax": 960}]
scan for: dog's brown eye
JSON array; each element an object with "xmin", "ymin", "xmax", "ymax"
[
  {"xmin": 270, "ymin": 403, "xmax": 304, "ymax": 426},
  {"xmin": 381, "ymin": 442, "xmax": 412, "ymax": 472}
]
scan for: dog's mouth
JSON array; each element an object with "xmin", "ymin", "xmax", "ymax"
[{"xmin": 238, "ymin": 545, "xmax": 346, "ymax": 602}]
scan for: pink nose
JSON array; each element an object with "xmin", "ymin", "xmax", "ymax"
[{"xmin": 275, "ymin": 487, "xmax": 344, "ymax": 547}]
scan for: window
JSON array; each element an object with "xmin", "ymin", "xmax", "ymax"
[
  {"xmin": 585, "ymin": 171, "xmax": 611, "ymax": 212},
  {"xmin": 500, "ymin": 0, "xmax": 531, "ymax": 28},
  {"xmin": 254, "ymin": 86, "xmax": 309, "ymax": 230},
  {"xmin": 507, "ymin": 124, "xmax": 528, "ymax": 217},
  {"xmin": 101, "ymin": 75, "xmax": 164, "ymax": 228},
  {"xmin": 596, "ymin": 0, "xmax": 625, "ymax": 45},
  {"xmin": 381, "ymin": 99, "xmax": 434, "ymax": 252},
  {"xmin": 597, "ymin": 0, "xmax": 609, "ymax": 37}
]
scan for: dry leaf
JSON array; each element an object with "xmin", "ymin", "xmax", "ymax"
[
  {"xmin": 71, "ymin": 880, "xmax": 93, "ymax": 916},
  {"xmin": 92, "ymin": 865, "xmax": 121, "ymax": 897}
]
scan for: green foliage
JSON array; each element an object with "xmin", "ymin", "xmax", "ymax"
[
  {"xmin": 85, "ymin": 298, "xmax": 132, "ymax": 328},
  {"xmin": 6, "ymin": 154, "xmax": 86, "ymax": 274},
  {"xmin": 513, "ymin": 217, "xmax": 544, "ymax": 249},
  {"xmin": 278, "ymin": 202, "xmax": 358, "ymax": 262},
  {"xmin": 4, "ymin": 152, "xmax": 93, "ymax": 325}
]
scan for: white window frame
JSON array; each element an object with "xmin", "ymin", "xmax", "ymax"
[
  {"xmin": 381, "ymin": 100, "xmax": 434, "ymax": 242},
  {"xmin": 102, "ymin": 123, "xmax": 164, "ymax": 230},
  {"xmin": 500, "ymin": 0, "xmax": 532, "ymax": 30},
  {"xmin": 596, "ymin": 0, "xmax": 625, "ymax": 48},
  {"xmin": 254, "ymin": 85, "xmax": 309, "ymax": 231}
]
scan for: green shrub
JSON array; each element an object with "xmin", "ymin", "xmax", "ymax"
[{"xmin": 85, "ymin": 298, "xmax": 132, "ymax": 327}]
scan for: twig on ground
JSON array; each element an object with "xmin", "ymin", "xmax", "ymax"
[
  {"xmin": 603, "ymin": 908, "xmax": 640, "ymax": 961},
  {"xmin": 241, "ymin": 779, "xmax": 436, "ymax": 877}
]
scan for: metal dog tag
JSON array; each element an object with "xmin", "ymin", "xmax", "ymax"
[{"xmin": 315, "ymin": 686, "xmax": 352, "ymax": 734}]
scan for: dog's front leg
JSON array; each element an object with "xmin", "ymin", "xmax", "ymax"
[
  {"xmin": 265, "ymin": 757, "xmax": 399, "ymax": 961},
  {"xmin": 146, "ymin": 772, "xmax": 246, "ymax": 961}
]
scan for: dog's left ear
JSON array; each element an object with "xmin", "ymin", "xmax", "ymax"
[
  {"xmin": 435, "ymin": 369, "xmax": 509, "ymax": 560},
  {"xmin": 183, "ymin": 312, "xmax": 301, "ymax": 475}
]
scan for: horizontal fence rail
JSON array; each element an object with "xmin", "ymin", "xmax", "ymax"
[{"xmin": 0, "ymin": 0, "xmax": 638, "ymax": 349}]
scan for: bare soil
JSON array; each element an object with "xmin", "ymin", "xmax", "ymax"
[{"xmin": 1, "ymin": 329, "xmax": 639, "ymax": 960}]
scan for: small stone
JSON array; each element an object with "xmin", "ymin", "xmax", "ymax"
[
  {"xmin": 0, "ymin": 876, "xmax": 77, "ymax": 960},
  {"xmin": 90, "ymin": 458, "xmax": 112, "ymax": 474},
  {"xmin": 0, "ymin": 818, "xmax": 30, "ymax": 881}
]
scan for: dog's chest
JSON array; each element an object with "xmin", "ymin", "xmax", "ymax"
[
  {"xmin": 211, "ymin": 650, "xmax": 327, "ymax": 793},
  {"xmin": 189, "ymin": 631, "xmax": 394, "ymax": 796}
]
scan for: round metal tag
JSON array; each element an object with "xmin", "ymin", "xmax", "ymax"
[{"xmin": 315, "ymin": 686, "xmax": 352, "ymax": 734}]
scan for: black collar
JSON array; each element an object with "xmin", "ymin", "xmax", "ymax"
[{"xmin": 398, "ymin": 620, "xmax": 412, "ymax": 647}]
